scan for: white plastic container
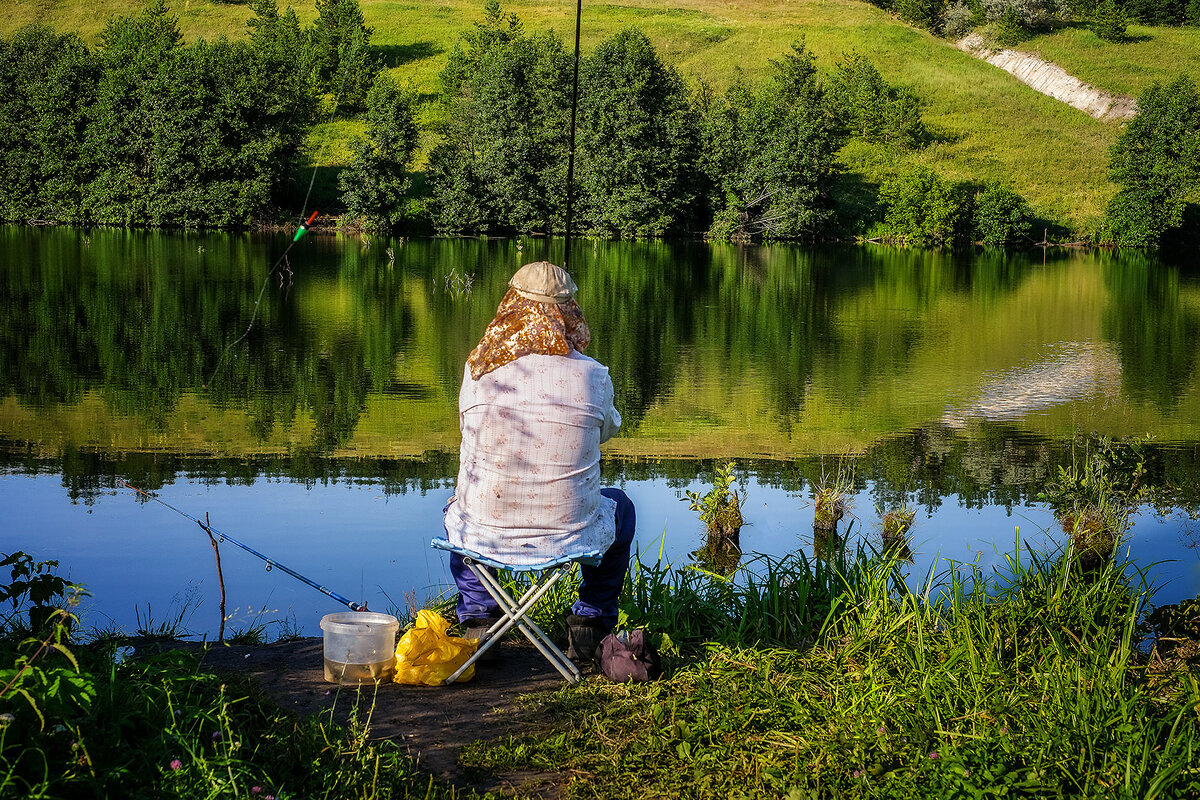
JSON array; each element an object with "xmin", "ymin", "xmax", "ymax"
[{"xmin": 319, "ymin": 611, "xmax": 399, "ymax": 685}]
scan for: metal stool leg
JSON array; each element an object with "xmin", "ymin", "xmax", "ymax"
[{"xmin": 443, "ymin": 559, "xmax": 581, "ymax": 685}]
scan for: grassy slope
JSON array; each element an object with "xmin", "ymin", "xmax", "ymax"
[{"xmin": 4, "ymin": 1, "xmax": 1199, "ymax": 229}]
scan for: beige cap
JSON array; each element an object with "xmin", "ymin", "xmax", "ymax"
[{"xmin": 508, "ymin": 261, "xmax": 577, "ymax": 304}]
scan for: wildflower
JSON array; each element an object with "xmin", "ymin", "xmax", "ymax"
[
  {"xmin": 928, "ymin": 751, "xmax": 940, "ymax": 760},
  {"xmin": 963, "ymin": 769, "xmax": 971, "ymax": 778},
  {"xmin": 852, "ymin": 770, "xmax": 863, "ymax": 779},
  {"xmin": 169, "ymin": 758, "xmax": 183, "ymax": 771},
  {"xmin": 212, "ymin": 731, "xmax": 223, "ymax": 742},
  {"xmin": 876, "ymin": 726, "xmax": 885, "ymax": 736},
  {"xmin": 0, "ymin": 713, "xmax": 15, "ymax": 728},
  {"xmin": 265, "ymin": 796, "xmax": 275, "ymax": 800},
  {"xmin": 251, "ymin": 787, "xmax": 262, "ymax": 795}
]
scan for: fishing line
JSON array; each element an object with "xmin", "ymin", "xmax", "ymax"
[
  {"xmin": 119, "ymin": 479, "xmax": 369, "ymax": 612},
  {"xmin": 205, "ymin": 30, "xmax": 363, "ymax": 389}
]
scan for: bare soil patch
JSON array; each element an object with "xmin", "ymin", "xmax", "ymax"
[{"xmin": 151, "ymin": 637, "xmax": 572, "ymax": 797}]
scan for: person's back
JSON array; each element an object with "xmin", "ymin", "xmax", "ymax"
[{"xmin": 447, "ymin": 350, "xmax": 620, "ymax": 563}]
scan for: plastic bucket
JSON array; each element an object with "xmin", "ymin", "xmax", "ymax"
[{"xmin": 319, "ymin": 611, "xmax": 399, "ymax": 685}]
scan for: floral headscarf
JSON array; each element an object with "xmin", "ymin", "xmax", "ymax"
[{"xmin": 466, "ymin": 288, "xmax": 591, "ymax": 380}]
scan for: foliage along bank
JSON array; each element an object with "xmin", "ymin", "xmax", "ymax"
[{"xmin": 1, "ymin": 0, "xmax": 1197, "ymax": 248}]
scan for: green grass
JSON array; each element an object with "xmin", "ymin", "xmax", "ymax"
[
  {"xmin": 1022, "ymin": 23, "xmax": 1200, "ymax": 98},
  {"xmin": 464, "ymin": 544, "xmax": 1200, "ymax": 799},
  {"xmin": 5, "ymin": 0, "xmax": 1199, "ymax": 230},
  {"xmin": 1, "ymin": 608, "xmax": 478, "ymax": 799}
]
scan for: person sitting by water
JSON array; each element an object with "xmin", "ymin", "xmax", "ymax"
[{"xmin": 443, "ymin": 261, "xmax": 635, "ymax": 662}]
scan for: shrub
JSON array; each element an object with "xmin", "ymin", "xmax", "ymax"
[
  {"xmin": 701, "ymin": 40, "xmax": 842, "ymax": 241},
  {"xmin": 1102, "ymin": 74, "xmax": 1200, "ymax": 246},
  {"xmin": 982, "ymin": 0, "xmax": 1071, "ymax": 30},
  {"xmin": 895, "ymin": 0, "xmax": 945, "ymax": 30},
  {"xmin": 943, "ymin": 1, "xmax": 977, "ymax": 37},
  {"xmin": 825, "ymin": 52, "xmax": 927, "ymax": 150},
  {"xmin": 574, "ymin": 28, "xmax": 703, "ymax": 237},
  {"xmin": 338, "ymin": 74, "xmax": 420, "ymax": 231},
  {"xmin": 879, "ymin": 167, "xmax": 974, "ymax": 246},
  {"xmin": 973, "ymin": 184, "xmax": 1034, "ymax": 245},
  {"xmin": 1091, "ymin": 0, "xmax": 1129, "ymax": 42}
]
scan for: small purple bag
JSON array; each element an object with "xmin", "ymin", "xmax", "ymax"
[{"xmin": 598, "ymin": 629, "xmax": 662, "ymax": 683}]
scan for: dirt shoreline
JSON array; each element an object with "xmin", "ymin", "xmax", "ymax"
[{"xmin": 156, "ymin": 637, "xmax": 573, "ymax": 797}]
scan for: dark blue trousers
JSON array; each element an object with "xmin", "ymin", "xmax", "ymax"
[{"xmin": 451, "ymin": 487, "xmax": 636, "ymax": 630}]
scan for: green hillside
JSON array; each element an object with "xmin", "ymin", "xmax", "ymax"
[{"xmin": 4, "ymin": 0, "xmax": 1199, "ymax": 230}]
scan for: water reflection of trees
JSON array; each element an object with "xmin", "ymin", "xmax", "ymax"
[
  {"xmin": 1, "ymin": 227, "xmax": 1199, "ymax": 459},
  {"xmin": 11, "ymin": 423, "xmax": 1199, "ymax": 510},
  {"xmin": 1100, "ymin": 251, "xmax": 1200, "ymax": 411}
]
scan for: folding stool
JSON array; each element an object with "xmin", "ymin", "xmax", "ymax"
[{"xmin": 430, "ymin": 538, "xmax": 602, "ymax": 685}]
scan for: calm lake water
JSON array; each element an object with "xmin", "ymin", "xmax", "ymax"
[{"xmin": 1, "ymin": 226, "xmax": 1198, "ymax": 637}]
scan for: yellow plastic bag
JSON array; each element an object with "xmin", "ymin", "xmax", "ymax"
[{"xmin": 393, "ymin": 609, "xmax": 478, "ymax": 685}]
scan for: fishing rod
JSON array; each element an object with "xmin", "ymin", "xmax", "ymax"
[
  {"xmin": 118, "ymin": 479, "xmax": 368, "ymax": 612},
  {"xmin": 563, "ymin": 0, "xmax": 583, "ymax": 271}
]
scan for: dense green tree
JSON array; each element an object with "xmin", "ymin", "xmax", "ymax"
[
  {"xmin": 0, "ymin": 1, "xmax": 315, "ymax": 227},
  {"xmin": 701, "ymin": 40, "xmax": 842, "ymax": 241},
  {"xmin": 82, "ymin": 0, "xmax": 183, "ymax": 223},
  {"xmin": 973, "ymin": 184, "xmax": 1034, "ymax": 245},
  {"xmin": 427, "ymin": 3, "xmax": 571, "ymax": 233},
  {"xmin": 574, "ymin": 28, "xmax": 703, "ymax": 237},
  {"xmin": 1103, "ymin": 74, "xmax": 1200, "ymax": 246},
  {"xmin": 339, "ymin": 74, "xmax": 420, "ymax": 230},
  {"xmin": 0, "ymin": 24, "xmax": 95, "ymax": 222},
  {"xmin": 439, "ymin": 0, "xmax": 524, "ymax": 99},
  {"xmin": 309, "ymin": 0, "xmax": 377, "ymax": 108},
  {"xmin": 879, "ymin": 166, "xmax": 974, "ymax": 247},
  {"xmin": 825, "ymin": 52, "xmax": 926, "ymax": 149},
  {"xmin": 1091, "ymin": 0, "xmax": 1129, "ymax": 42},
  {"xmin": 895, "ymin": 0, "xmax": 945, "ymax": 30}
]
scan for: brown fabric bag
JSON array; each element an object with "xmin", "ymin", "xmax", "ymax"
[{"xmin": 598, "ymin": 629, "xmax": 662, "ymax": 683}]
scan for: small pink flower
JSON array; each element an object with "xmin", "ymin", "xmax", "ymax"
[
  {"xmin": 265, "ymin": 796, "xmax": 275, "ymax": 800},
  {"xmin": 852, "ymin": 770, "xmax": 863, "ymax": 779},
  {"xmin": 877, "ymin": 726, "xmax": 886, "ymax": 735},
  {"xmin": 928, "ymin": 751, "xmax": 940, "ymax": 760},
  {"xmin": 251, "ymin": 788, "xmax": 262, "ymax": 796},
  {"xmin": 169, "ymin": 758, "xmax": 182, "ymax": 771}
]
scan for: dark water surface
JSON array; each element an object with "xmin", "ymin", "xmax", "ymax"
[{"xmin": 1, "ymin": 226, "xmax": 1197, "ymax": 637}]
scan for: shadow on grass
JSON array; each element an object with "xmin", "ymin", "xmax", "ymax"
[{"xmin": 374, "ymin": 41, "xmax": 444, "ymax": 68}]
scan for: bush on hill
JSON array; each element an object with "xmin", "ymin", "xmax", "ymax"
[
  {"xmin": 338, "ymin": 74, "xmax": 420, "ymax": 231},
  {"xmin": 974, "ymin": 184, "xmax": 1035, "ymax": 245},
  {"xmin": 825, "ymin": 52, "xmax": 927, "ymax": 150},
  {"xmin": 879, "ymin": 167, "xmax": 974, "ymax": 246},
  {"xmin": 1091, "ymin": 0, "xmax": 1130, "ymax": 42},
  {"xmin": 1101, "ymin": 74, "xmax": 1200, "ymax": 246},
  {"xmin": 0, "ymin": 0, "xmax": 323, "ymax": 227},
  {"xmin": 701, "ymin": 41, "xmax": 843, "ymax": 241},
  {"xmin": 309, "ymin": 0, "xmax": 378, "ymax": 109},
  {"xmin": 426, "ymin": 1, "xmax": 571, "ymax": 234}
]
